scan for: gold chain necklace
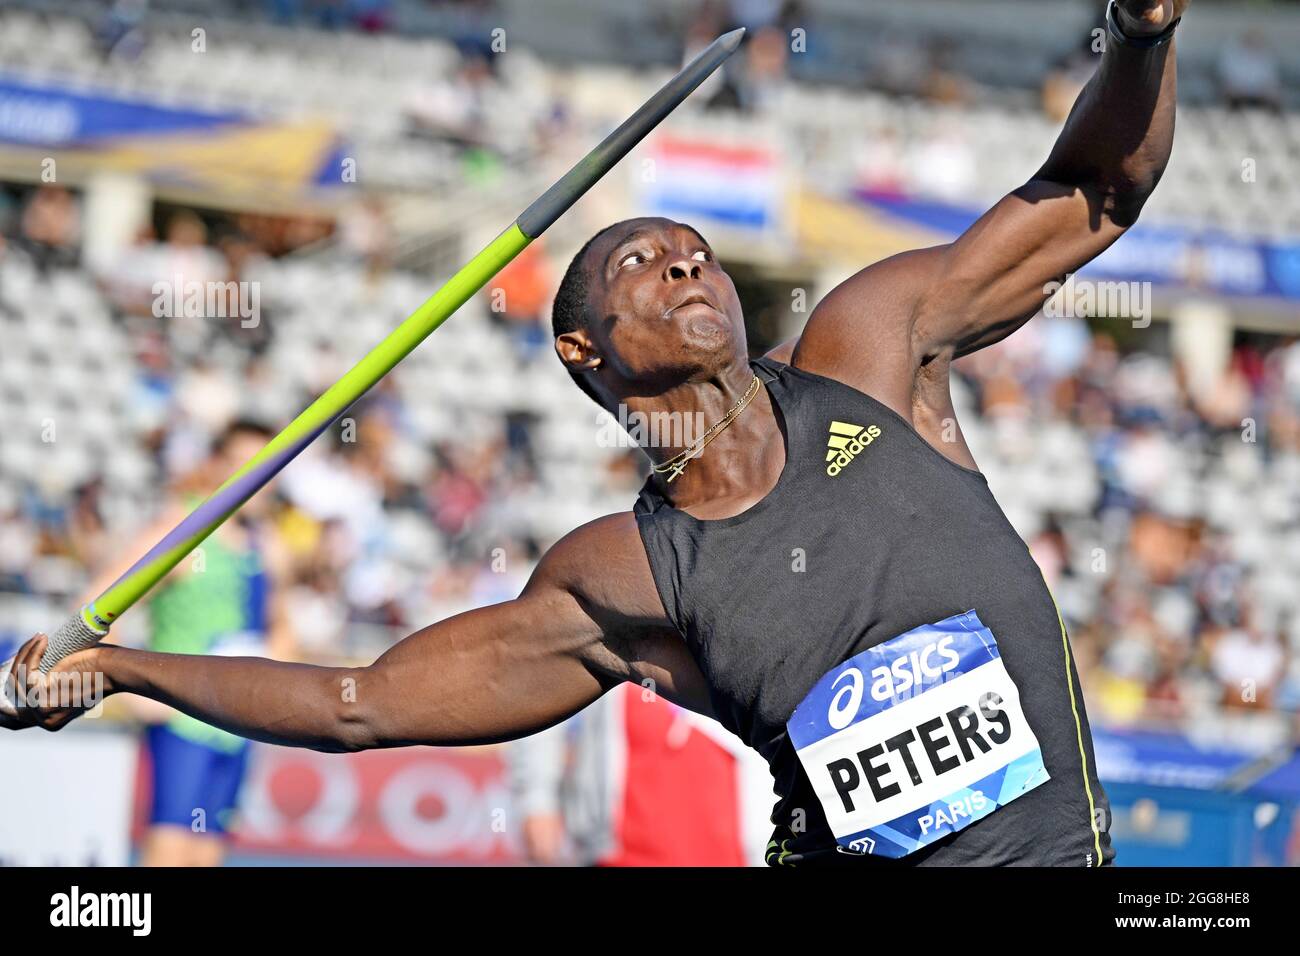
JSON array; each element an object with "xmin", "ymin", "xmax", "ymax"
[{"xmin": 650, "ymin": 375, "xmax": 762, "ymax": 483}]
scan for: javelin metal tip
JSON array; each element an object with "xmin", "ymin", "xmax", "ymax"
[{"xmin": 716, "ymin": 27, "xmax": 746, "ymax": 53}]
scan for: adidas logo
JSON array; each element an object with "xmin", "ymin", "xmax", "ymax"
[{"xmin": 826, "ymin": 420, "xmax": 881, "ymax": 476}]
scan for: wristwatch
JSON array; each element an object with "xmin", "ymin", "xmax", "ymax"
[{"xmin": 1105, "ymin": 0, "xmax": 1181, "ymax": 49}]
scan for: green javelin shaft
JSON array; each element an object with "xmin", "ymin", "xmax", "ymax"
[{"xmin": 37, "ymin": 28, "xmax": 746, "ymax": 671}]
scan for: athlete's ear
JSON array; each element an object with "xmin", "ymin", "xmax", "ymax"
[{"xmin": 555, "ymin": 331, "xmax": 602, "ymax": 373}]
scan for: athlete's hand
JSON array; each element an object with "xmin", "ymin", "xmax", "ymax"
[
  {"xmin": 0, "ymin": 634, "xmax": 110, "ymax": 731},
  {"xmin": 1115, "ymin": 0, "xmax": 1190, "ymax": 35}
]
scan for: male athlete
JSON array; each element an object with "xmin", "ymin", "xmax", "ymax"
[{"xmin": 5, "ymin": 0, "xmax": 1187, "ymax": 866}]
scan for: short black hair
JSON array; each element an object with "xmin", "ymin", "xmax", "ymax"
[
  {"xmin": 551, "ymin": 219, "xmax": 711, "ymax": 407},
  {"xmin": 551, "ymin": 222, "xmax": 621, "ymax": 406}
]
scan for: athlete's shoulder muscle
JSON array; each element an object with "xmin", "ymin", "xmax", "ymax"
[
  {"xmin": 528, "ymin": 511, "xmax": 671, "ymax": 630},
  {"xmin": 774, "ymin": 247, "xmax": 982, "ymax": 471},
  {"xmin": 763, "ymin": 337, "xmax": 798, "ymax": 365},
  {"xmin": 789, "ymin": 246, "xmax": 949, "ymax": 424},
  {"xmin": 529, "ymin": 512, "xmax": 713, "ymax": 716}
]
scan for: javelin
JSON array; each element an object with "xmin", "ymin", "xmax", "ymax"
[{"xmin": 0, "ymin": 28, "xmax": 744, "ymax": 707}]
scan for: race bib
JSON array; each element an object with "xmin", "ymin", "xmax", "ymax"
[{"xmin": 786, "ymin": 610, "xmax": 1049, "ymax": 858}]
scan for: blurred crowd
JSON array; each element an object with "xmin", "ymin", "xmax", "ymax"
[
  {"xmin": 251, "ymin": 0, "xmax": 1289, "ymax": 113},
  {"xmin": 7, "ymin": 2, "xmax": 1295, "ymax": 239},
  {"xmin": 0, "ymin": 180, "xmax": 629, "ymax": 667},
  {"xmin": 78, "ymin": 0, "xmax": 1294, "ymax": 115},
  {"xmin": 1, "ymin": 0, "xmax": 1298, "ymax": 747},
  {"xmin": 2, "ymin": 179, "xmax": 1298, "ymax": 742},
  {"xmin": 957, "ymin": 319, "xmax": 1300, "ymax": 733}
]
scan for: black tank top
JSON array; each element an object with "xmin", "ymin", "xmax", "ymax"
[{"xmin": 633, "ymin": 357, "xmax": 1114, "ymax": 866}]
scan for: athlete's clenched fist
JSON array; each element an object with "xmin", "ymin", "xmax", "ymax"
[{"xmin": 0, "ymin": 634, "xmax": 109, "ymax": 731}]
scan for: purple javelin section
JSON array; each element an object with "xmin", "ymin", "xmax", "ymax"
[{"xmin": 98, "ymin": 417, "xmax": 334, "ymax": 617}]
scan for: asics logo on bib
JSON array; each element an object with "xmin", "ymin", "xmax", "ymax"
[
  {"xmin": 825, "ymin": 421, "xmax": 881, "ymax": 476},
  {"xmin": 826, "ymin": 636, "xmax": 960, "ymax": 730},
  {"xmin": 870, "ymin": 635, "xmax": 959, "ymax": 703}
]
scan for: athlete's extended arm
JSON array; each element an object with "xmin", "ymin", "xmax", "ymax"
[
  {"xmin": 2, "ymin": 515, "xmax": 706, "ymax": 748},
  {"xmin": 793, "ymin": 0, "xmax": 1186, "ymax": 411}
]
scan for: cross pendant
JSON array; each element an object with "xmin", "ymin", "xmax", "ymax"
[{"xmin": 665, "ymin": 459, "xmax": 689, "ymax": 482}]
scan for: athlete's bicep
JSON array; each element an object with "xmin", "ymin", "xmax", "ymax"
[
  {"xmin": 910, "ymin": 181, "xmax": 1127, "ymax": 360},
  {"xmin": 791, "ymin": 182, "xmax": 1128, "ymax": 411},
  {"xmin": 360, "ymin": 512, "xmax": 712, "ymax": 745},
  {"xmin": 789, "ymin": 247, "xmax": 944, "ymax": 419},
  {"xmin": 535, "ymin": 512, "xmax": 715, "ymax": 718},
  {"xmin": 361, "ymin": 586, "xmax": 615, "ymax": 748},
  {"xmin": 790, "ymin": 249, "xmax": 983, "ymax": 469}
]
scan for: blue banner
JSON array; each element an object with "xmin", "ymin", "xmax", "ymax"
[
  {"xmin": 0, "ymin": 75, "xmax": 348, "ymax": 194},
  {"xmin": 0, "ymin": 75, "xmax": 245, "ymax": 147}
]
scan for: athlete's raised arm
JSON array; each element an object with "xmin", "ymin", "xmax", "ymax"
[
  {"xmin": 2, "ymin": 514, "xmax": 705, "ymax": 749},
  {"xmin": 790, "ymin": 0, "xmax": 1186, "ymax": 416}
]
